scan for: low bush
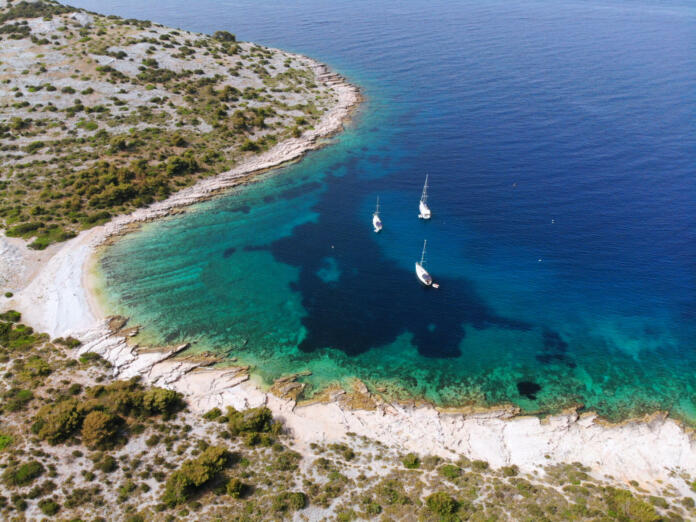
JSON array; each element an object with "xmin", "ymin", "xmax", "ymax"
[
  {"xmin": 161, "ymin": 446, "xmax": 230, "ymax": 506},
  {"xmin": 38, "ymin": 498, "xmax": 60, "ymax": 516},
  {"xmin": 202, "ymin": 407, "xmax": 222, "ymax": 420},
  {"xmin": 0, "ymin": 434, "xmax": 12, "ymax": 450},
  {"xmin": 2, "ymin": 460, "xmax": 45, "ymax": 487},
  {"xmin": 425, "ymin": 491, "xmax": 458, "ymax": 516},
  {"xmin": 401, "ymin": 453, "xmax": 420, "ymax": 469},
  {"xmin": 439, "ymin": 464, "xmax": 461, "ymax": 480},
  {"xmin": 272, "ymin": 491, "xmax": 307, "ymax": 512},
  {"xmin": 227, "ymin": 406, "xmax": 279, "ymax": 435},
  {"xmin": 472, "ymin": 459, "xmax": 489, "ymax": 471},
  {"xmin": 226, "ymin": 477, "xmax": 243, "ymax": 498}
]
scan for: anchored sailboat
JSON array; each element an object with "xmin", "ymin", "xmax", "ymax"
[
  {"xmin": 415, "ymin": 239, "xmax": 438, "ymax": 287},
  {"xmin": 372, "ymin": 197, "xmax": 383, "ymax": 233},
  {"xmin": 418, "ymin": 174, "xmax": 431, "ymax": 220}
]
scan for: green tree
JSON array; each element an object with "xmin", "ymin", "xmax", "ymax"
[
  {"xmin": 213, "ymin": 30, "xmax": 235, "ymax": 42},
  {"xmin": 161, "ymin": 446, "xmax": 229, "ymax": 506},
  {"xmin": 142, "ymin": 387, "xmax": 182, "ymax": 416},
  {"xmin": 81, "ymin": 410, "xmax": 121, "ymax": 449},
  {"xmin": 33, "ymin": 399, "xmax": 82, "ymax": 444}
]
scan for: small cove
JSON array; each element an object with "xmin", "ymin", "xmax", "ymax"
[{"xmin": 80, "ymin": 0, "xmax": 696, "ymax": 422}]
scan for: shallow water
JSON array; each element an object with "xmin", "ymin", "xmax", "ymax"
[{"xmin": 78, "ymin": 0, "xmax": 696, "ymax": 421}]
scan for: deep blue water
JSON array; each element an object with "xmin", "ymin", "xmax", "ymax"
[{"xmin": 77, "ymin": 0, "xmax": 696, "ymax": 420}]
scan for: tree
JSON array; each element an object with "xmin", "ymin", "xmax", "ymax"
[
  {"xmin": 213, "ymin": 30, "xmax": 235, "ymax": 42},
  {"xmin": 33, "ymin": 399, "xmax": 82, "ymax": 444},
  {"xmin": 227, "ymin": 406, "xmax": 277, "ymax": 435},
  {"xmin": 81, "ymin": 410, "xmax": 121, "ymax": 449},
  {"xmin": 161, "ymin": 446, "xmax": 229, "ymax": 506},
  {"xmin": 142, "ymin": 388, "xmax": 182, "ymax": 416}
]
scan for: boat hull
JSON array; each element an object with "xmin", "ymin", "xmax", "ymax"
[
  {"xmin": 373, "ymin": 213, "xmax": 382, "ymax": 233},
  {"xmin": 415, "ymin": 262, "xmax": 432, "ymax": 285},
  {"xmin": 418, "ymin": 200, "xmax": 431, "ymax": 220}
]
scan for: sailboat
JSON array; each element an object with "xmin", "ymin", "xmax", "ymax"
[
  {"xmin": 418, "ymin": 174, "xmax": 431, "ymax": 220},
  {"xmin": 415, "ymin": 239, "xmax": 438, "ymax": 287},
  {"xmin": 372, "ymin": 197, "xmax": 383, "ymax": 233}
]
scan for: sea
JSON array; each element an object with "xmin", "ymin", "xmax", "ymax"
[{"xmin": 71, "ymin": 0, "xmax": 696, "ymax": 422}]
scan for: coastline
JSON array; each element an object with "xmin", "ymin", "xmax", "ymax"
[
  {"xmin": 6, "ymin": 55, "xmax": 361, "ymax": 335},
  {"xmin": 3, "ymin": 55, "xmax": 696, "ymax": 497}
]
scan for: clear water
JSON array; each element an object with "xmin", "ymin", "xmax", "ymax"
[{"xmin": 77, "ymin": 0, "xmax": 696, "ymax": 422}]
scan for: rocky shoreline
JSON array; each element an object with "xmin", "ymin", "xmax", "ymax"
[
  {"xmin": 5, "ymin": 54, "xmax": 361, "ymax": 333},
  {"xmin": 73, "ymin": 316, "xmax": 696, "ymax": 499}
]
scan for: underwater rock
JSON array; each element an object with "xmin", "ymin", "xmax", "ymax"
[{"xmin": 517, "ymin": 381, "xmax": 541, "ymax": 401}]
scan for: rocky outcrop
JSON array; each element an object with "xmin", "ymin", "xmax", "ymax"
[{"xmin": 72, "ymin": 318, "xmax": 696, "ymax": 498}]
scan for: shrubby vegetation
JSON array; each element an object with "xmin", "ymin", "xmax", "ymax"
[
  {"xmin": 0, "ymin": 0, "xmax": 334, "ymax": 248},
  {"xmin": 0, "ymin": 316, "xmax": 694, "ymax": 519},
  {"xmin": 161, "ymin": 446, "xmax": 230, "ymax": 506}
]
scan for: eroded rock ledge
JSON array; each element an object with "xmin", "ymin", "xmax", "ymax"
[{"xmin": 75, "ymin": 318, "xmax": 696, "ymax": 498}]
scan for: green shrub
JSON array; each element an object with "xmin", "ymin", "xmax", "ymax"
[
  {"xmin": 24, "ymin": 140, "xmax": 45, "ymax": 153},
  {"xmin": 94, "ymin": 455, "xmax": 118, "ymax": 473},
  {"xmin": 425, "ymin": 491, "xmax": 458, "ymax": 516},
  {"xmin": 375, "ymin": 479, "xmax": 410, "ymax": 506},
  {"xmin": 165, "ymin": 155, "xmax": 198, "ymax": 176},
  {"xmin": 53, "ymin": 336, "xmax": 81, "ymax": 348},
  {"xmin": 6, "ymin": 222, "xmax": 42, "ymax": 238},
  {"xmin": 38, "ymin": 498, "xmax": 60, "ymax": 516},
  {"xmin": 240, "ymin": 138, "xmax": 259, "ymax": 151},
  {"xmin": 0, "ymin": 434, "xmax": 12, "ymax": 450},
  {"xmin": 439, "ymin": 464, "xmax": 461, "ymax": 480},
  {"xmin": 161, "ymin": 446, "xmax": 230, "ymax": 506},
  {"xmin": 203, "ymin": 407, "xmax": 222, "ymax": 420},
  {"xmin": 272, "ymin": 491, "xmax": 307, "ymax": 512},
  {"xmin": 0, "ymin": 310, "xmax": 21, "ymax": 322},
  {"xmin": 79, "ymin": 351, "xmax": 104, "ymax": 364},
  {"xmin": 401, "ymin": 453, "xmax": 420, "ymax": 469},
  {"xmin": 142, "ymin": 387, "xmax": 182, "ymax": 416},
  {"xmin": 5, "ymin": 389, "xmax": 33, "ymax": 412},
  {"xmin": 2, "ymin": 460, "xmax": 45, "ymax": 487},
  {"xmin": 502, "ymin": 465, "xmax": 519, "ymax": 477},
  {"xmin": 213, "ymin": 30, "xmax": 235, "ymax": 42},
  {"xmin": 24, "ymin": 355, "xmax": 51, "ymax": 377},
  {"xmin": 4, "ymin": 292, "xmax": 12, "ymax": 298},
  {"xmin": 81, "ymin": 410, "xmax": 122, "ymax": 449},
  {"xmin": 604, "ymin": 488, "xmax": 660, "ymax": 522},
  {"xmin": 226, "ymin": 477, "xmax": 243, "ymax": 498},
  {"xmin": 472, "ymin": 459, "xmax": 489, "ymax": 471},
  {"xmin": 227, "ymin": 406, "xmax": 278, "ymax": 435},
  {"xmin": 33, "ymin": 399, "xmax": 82, "ymax": 443}
]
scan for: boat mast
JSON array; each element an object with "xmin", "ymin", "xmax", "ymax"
[
  {"xmin": 420, "ymin": 239, "xmax": 427, "ymax": 265},
  {"xmin": 375, "ymin": 196, "xmax": 380, "ymax": 215},
  {"xmin": 421, "ymin": 174, "xmax": 429, "ymax": 203}
]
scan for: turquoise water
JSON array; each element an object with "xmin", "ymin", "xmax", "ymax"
[{"xmin": 85, "ymin": 0, "xmax": 696, "ymax": 422}]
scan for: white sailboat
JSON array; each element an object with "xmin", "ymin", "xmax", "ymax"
[
  {"xmin": 418, "ymin": 174, "xmax": 431, "ymax": 220},
  {"xmin": 372, "ymin": 197, "xmax": 383, "ymax": 233},
  {"xmin": 415, "ymin": 239, "xmax": 438, "ymax": 287}
]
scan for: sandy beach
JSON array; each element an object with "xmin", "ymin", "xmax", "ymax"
[{"xmin": 3, "ymin": 55, "xmax": 695, "ymax": 499}]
